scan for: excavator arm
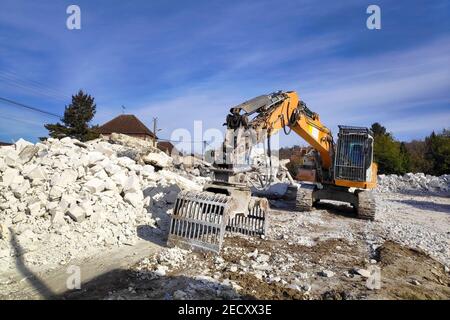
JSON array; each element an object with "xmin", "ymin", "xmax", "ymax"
[{"xmin": 247, "ymin": 91, "xmax": 334, "ymax": 170}]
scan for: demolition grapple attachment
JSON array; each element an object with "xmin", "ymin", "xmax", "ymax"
[{"xmin": 167, "ymin": 189, "xmax": 268, "ymax": 253}]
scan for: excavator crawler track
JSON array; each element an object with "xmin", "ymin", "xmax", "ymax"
[
  {"xmin": 168, "ymin": 190, "xmax": 268, "ymax": 253},
  {"xmin": 296, "ymin": 184, "xmax": 315, "ymax": 211},
  {"xmin": 356, "ymin": 190, "xmax": 376, "ymax": 220}
]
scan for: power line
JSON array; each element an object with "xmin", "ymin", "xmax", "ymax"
[
  {"xmin": 157, "ymin": 138, "xmax": 212, "ymax": 143},
  {"xmin": 0, "ymin": 96, "xmax": 62, "ymax": 119},
  {"xmin": 0, "ymin": 74, "xmax": 67, "ymax": 103},
  {"xmin": 0, "ymin": 114, "xmax": 44, "ymax": 127},
  {"xmin": 0, "ymin": 69, "xmax": 68, "ymax": 102}
]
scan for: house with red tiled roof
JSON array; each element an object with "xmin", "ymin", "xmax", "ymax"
[
  {"xmin": 98, "ymin": 114, "xmax": 156, "ymax": 142},
  {"xmin": 157, "ymin": 140, "xmax": 176, "ymax": 155}
]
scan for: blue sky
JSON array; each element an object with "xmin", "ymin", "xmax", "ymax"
[{"xmin": 0, "ymin": 0, "xmax": 449, "ymax": 151}]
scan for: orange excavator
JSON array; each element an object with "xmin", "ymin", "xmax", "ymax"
[{"xmin": 168, "ymin": 91, "xmax": 377, "ymax": 253}]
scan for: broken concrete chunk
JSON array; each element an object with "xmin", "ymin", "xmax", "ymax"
[
  {"xmin": 27, "ymin": 200, "xmax": 42, "ymax": 216},
  {"xmin": 111, "ymin": 171, "xmax": 128, "ymax": 189},
  {"xmin": 87, "ymin": 151, "xmax": 106, "ymax": 165},
  {"xmin": 0, "ymin": 158, "xmax": 6, "ymax": 172},
  {"xmin": 4, "ymin": 152, "xmax": 20, "ymax": 168},
  {"xmin": 0, "ymin": 223, "xmax": 9, "ymax": 240},
  {"xmin": 14, "ymin": 138, "xmax": 33, "ymax": 153},
  {"xmin": 51, "ymin": 169, "xmax": 78, "ymax": 188},
  {"xmin": 12, "ymin": 179, "xmax": 30, "ymax": 198},
  {"xmin": 2, "ymin": 168, "xmax": 20, "ymax": 187},
  {"xmin": 79, "ymin": 200, "xmax": 93, "ymax": 217},
  {"xmin": 320, "ymin": 270, "xmax": 335, "ymax": 278},
  {"xmin": 143, "ymin": 152, "xmax": 173, "ymax": 168},
  {"xmin": 94, "ymin": 169, "xmax": 109, "ymax": 180},
  {"xmin": 66, "ymin": 205, "xmax": 86, "ymax": 222},
  {"xmin": 103, "ymin": 177, "xmax": 117, "ymax": 191},
  {"xmin": 51, "ymin": 210, "xmax": 66, "ymax": 226},
  {"xmin": 12, "ymin": 212, "xmax": 26, "ymax": 224},
  {"xmin": 60, "ymin": 137, "xmax": 74, "ymax": 145},
  {"xmin": 104, "ymin": 163, "xmax": 122, "ymax": 176},
  {"xmin": 117, "ymin": 156, "xmax": 136, "ymax": 169},
  {"xmin": 142, "ymin": 165, "xmax": 154, "ymax": 174},
  {"xmin": 10, "ymin": 174, "xmax": 25, "ymax": 187},
  {"xmin": 18, "ymin": 145, "xmax": 39, "ymax": 163},
  {"xmin": 123, "ymin": 175, "xmax": 141, "ymax": 193},
  {"xmin": 124, "ymin": 191, "xmax": 144, "ymax": 208},
  {"xmin": 84, "ymin": 178, "xmax": 106, "ymax": 193},
  {"xmin": 354, "ymin": 268, "xmax": 371, "ymax": 278},
  {"xmin": 58, "ymin": 194, "xmax": 76, "ymax": 212},
  {"xmin": 49, "ymin": 186, "xmax": 65, "ymax": 200},
  {"xmin": 24, "ymin": 165, "xmax": 47, "ymax": 182},
  {"xmin": 95, "ymin": 144, "xmax": 114, "ymax": 157},
  {"xmin": 159, "ymin": 170, "xmax": 202, "ymax": 191}
]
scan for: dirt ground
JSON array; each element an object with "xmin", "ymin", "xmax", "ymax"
[{"xmin": 1, "ymin": 191, "xmax": 449, "ymax": 300}]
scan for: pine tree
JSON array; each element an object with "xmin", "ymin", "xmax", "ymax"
[
  {"xmin": 45, "ymin": 90, "xmax": 99, "ymax": 142},
  {"xmin": 399, "ymin": 142, "xmax": 411, "ymax": 173},
  {"xmin": 371, "ymin": 122, "xmax": 387, "ymax": 137},
  {"xmin": 425, "ymin": 130, "xmax": 450, "ymax": 175},
  {"xmin": 371, "ymin": 122, "xmax": 407, "ymax": 174}
]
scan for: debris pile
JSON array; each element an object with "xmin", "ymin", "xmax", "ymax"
[
  {"xmin": 377, "ymin": 173, "xmax": 450, "ymax": 193},
  {"xmin": 0, "ymin": 136, "xmax": 203, "ymax": 271},
  {"xmin": 175, "ymin": 155, "xmax": 211, "ymax": 177},
  {"xmin": 136, "ymin": 247, "xmax": 191, "ymax": 278},
  {"xmin": 248, "ymin": 148, "xmax": 297, "ymax": 198}
]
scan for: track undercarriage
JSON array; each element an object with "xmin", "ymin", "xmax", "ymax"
[{"xmin": 296, "ymin": 183, "xmax": 376, "ymax": 220}]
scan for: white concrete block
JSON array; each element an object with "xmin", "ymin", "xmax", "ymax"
[
  {"xmin": 84, "ymin": 178, "xmax": 105, "ymax": 193},
  {"xmin": 2, "ymin": 168, "xmax": 20, "ymax": 187},
  {"xmin": 24, "ymin": 165, "xmax": 47, "ymax": 181},
  {"xmin": 123, "ymin": 175, "xmax": 141, "ymax": 193},
  {"xmin": 66, "ymin": 205, "xmax": 86, "ymax": 222},
  {"xmin": 124, "ymin": 191, "xmax": 143, "ymax": 208},
  {"xmin": 79, "ymin": 200, "xmax": 93, "ymax": 217},
  {"xmin": 51, "ymin": 169, "xmax": 78, "ymax": 188},
  {"xmin": 14, "ymin": 138, "xmax": 33, "ymax": 153}
]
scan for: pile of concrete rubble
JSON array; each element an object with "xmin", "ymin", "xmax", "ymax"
[
  {"xmin": 377, "ymin": 173, "xmax": 450, "ymax": 193},
  {"xmin": 0, "ymin": 134, "xmax": 205, "ymax": 271}
]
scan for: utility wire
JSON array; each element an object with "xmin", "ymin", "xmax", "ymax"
[
  {"xmin": 0, "ymin": 114, "xmax": 44, "ymax": 127},
  {"xmin": 157, "ymin": 138, "xmax": 213, "ymax": 144},
  {"xmin": 0, "ymin": 96, "xmax": 62, "ymax": 119},
  {"xmin": 0, "ymin": 69, "xmax": 68, "ymax": 102},
  {"xmin": 0, "ymin": 74, "xmax": 67, "ymax": 103}
]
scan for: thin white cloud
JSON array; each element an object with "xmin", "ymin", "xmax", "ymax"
[{"xmin": 133, "ymin": 36, "xmax": 450, "ymax": 149}]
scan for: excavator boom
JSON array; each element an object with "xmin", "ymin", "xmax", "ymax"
[{"xmin": 248, "ymin": 91, "xmax": 334, "ymax": 169}]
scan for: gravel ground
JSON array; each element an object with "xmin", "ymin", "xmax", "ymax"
[
  {"xmin": 60, "ymin": 189, "xmax": 450, "ymax": 300},
  {"xmin": 1, "ymin": 188, "xmax": 449, "ymax": 300}
]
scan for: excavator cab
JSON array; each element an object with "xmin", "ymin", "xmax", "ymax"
[
  {"xmin": 296, "ymin": 125, "xmax": 377, "ymax": 220},
  {"xmin": 334, "ymin": 126, "xmax": 377, "ymax": 189}
]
